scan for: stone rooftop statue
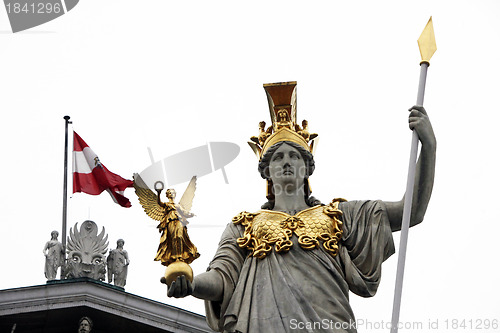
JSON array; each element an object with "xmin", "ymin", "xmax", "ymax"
[
  {"xmin": 64, "ymin": 220, "xmax": 108, "ymax": 281},
  {"xmin": 43, "ymin": 230, "xmax": 64, "ymax": 280},
  {"xmin": 107, "ymin": 239, "xmax": 129, "ymax": 288}
]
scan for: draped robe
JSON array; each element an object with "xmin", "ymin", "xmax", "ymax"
[{"xmin": 205, "ymin": 200, "xmax": 395, "ymax": 333}]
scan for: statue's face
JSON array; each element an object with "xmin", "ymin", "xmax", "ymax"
[
  {"xmin": 268, "ymin": 143, "xmax": 306, "ymax": 191},
  {"xmin": 166, "ymin": 189, "xmax": 176, "ymax": 200},
  {"xmin": 78, "ymin": 319, "xmax": 91, "ymax": 333},
  {"xmin": 67, "ymin": 250, "xmax": 106, "ymax": 279},
  {"xmin": 278, "ymin": 109, "xmax": 287, "ymax": 120}
]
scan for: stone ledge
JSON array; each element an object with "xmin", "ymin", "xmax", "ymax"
[{"xmin": 0, "ymin": 279, "xmax": 211, "ymax": 333}]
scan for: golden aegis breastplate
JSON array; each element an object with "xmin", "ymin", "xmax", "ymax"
[{"xmin": 232, "ymin": 199, "xmax": 345, "ymax": 259}]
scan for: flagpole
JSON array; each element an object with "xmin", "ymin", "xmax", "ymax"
[
  {"xmin": 61, "ymin": 115, "xmax": 71, "ymax": 279},
  {"xmin": 390, "ymin": 17, "xmax": 436, "ymax": 332}
]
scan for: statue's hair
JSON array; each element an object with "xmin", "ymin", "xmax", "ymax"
[
  {"xmin": 258, "ymin": 141, "xmax": 321, "ymax": 209},
  {"xmin": 79, "ymin": 316, "xmax": 93, "ymax": 329}
]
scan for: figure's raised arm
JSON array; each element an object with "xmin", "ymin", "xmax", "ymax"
[
  {"xmin": 383, "ymin": 106, "xmax": 436, "ymax": 231},
  {"xmin": 156, "ymin": 188, "xmax": 166, "ymax": 208}
]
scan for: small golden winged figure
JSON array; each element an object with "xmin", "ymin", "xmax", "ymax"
[{"xmin": 133, "ymin": 173, "xmax": 200, "ymax": 285}]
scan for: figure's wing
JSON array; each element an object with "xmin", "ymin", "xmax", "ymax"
[
  {"xmin": 178, "ymin": 176, "xmax": 197, "ymax": 214},
  {"xmin": 133, "ymin": 173, "xmax": 165, "ymax": 222}
]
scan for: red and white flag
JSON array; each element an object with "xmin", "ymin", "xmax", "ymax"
[{"xmin": 73, "ymin": 131, "xmax": 133, "ymax": 207}]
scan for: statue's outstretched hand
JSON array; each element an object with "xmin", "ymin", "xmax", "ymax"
[
  {"xmin": 165, "ymin": 275, "xmax": 193, "ymax": 298},
  {"xmin": 408, "ymin": 106, "xmax": 436, "ymax": 149}
]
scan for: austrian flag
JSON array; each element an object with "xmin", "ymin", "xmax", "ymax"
[{"xmin": 73, "ymin": 131, "xmax": 133, "ymax": 207}]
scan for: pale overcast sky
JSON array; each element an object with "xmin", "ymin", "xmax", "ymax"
[{"xmin": 1, "ymin": 1, "xmax": 499, "ymax": 332}]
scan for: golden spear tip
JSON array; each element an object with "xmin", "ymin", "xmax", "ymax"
[{"xmin": 417, "ymin": 16, "xmax": 437, "ymax": 65}]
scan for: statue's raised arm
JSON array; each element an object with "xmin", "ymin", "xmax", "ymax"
[{"xmin": 383, "ymin": 105, "xmax": 436, "ymax": 231}]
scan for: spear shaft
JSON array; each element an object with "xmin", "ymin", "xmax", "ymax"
[{"xmin": 390, "ymin": 17, "xmax": 435, "ymax": 332}]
